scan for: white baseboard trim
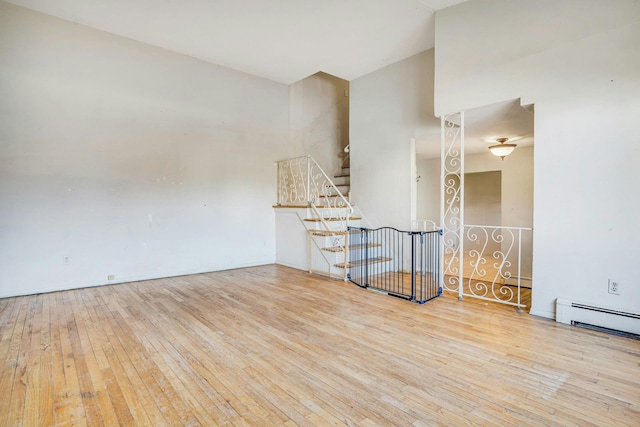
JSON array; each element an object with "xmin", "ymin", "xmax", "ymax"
[
  {"xmin": 0, "ymin": 259, "xmax": 275, "ymax": 299},
  {"xmin": 529, "ymin": 307, "xmax": 555, "ymax": 319},
  {"xmin": 275, "ymin": 261, "xmax": 307, "ymax": 272}
]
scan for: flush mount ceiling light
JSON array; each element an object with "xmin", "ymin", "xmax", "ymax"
[{"xmin": 489, "ymin": 137, "xmax": 517, "ymax": 160}]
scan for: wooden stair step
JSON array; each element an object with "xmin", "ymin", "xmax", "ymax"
[
  {"xmin": 319, "ymin": 194, "xmax": 349, "ymax": 198},
  {"xmin": 322, "ymin": 243, "xmax": 382, "ymax": 252},
  {"xmin": 334, "ymin": 174, "xmax": 350, "ymax": 178},
  {"xmin": 335, "ymin": 257, "xmax": 392, "ymax": 269},
  {"xmin": 272, "ymin": 204, "xmax": 309, "ymax": 208},
  {"xmin": 304, "ymin": 217, "xmax": 361, "ymax": 222},
  {"xmin": 308, "ymin": 229, "xmax": 361, "ymax": 237}
]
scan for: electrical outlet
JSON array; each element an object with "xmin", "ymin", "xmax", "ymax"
[
  {"xmin": 608, "ymin": 279, "xmax": 619, "ymax": 295},
  {"xmin": 107, "ymin": 275, "xmax": 115, "ymax": 281}
]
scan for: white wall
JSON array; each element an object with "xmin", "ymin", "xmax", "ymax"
[
  {"xmin": 0, "ymin": 3, "xmax": 290, "ymax": 297},
  {"xmin": 416, "ymin": 157, "xmax": 440, "ymax": 224},
  {"xmin": 289, "ymin": 72, "xmax": 349, "ymax": 175},
  {"xmin": 274, "ymin": 208, "xmax": 309, "ymax": 271},
  {"xmin": 350, "ymin": 50, "xmax": 439, "ymax": 229},
  {"xmin": 435, "ymin": 0, "xmax": 640, "ymax": 318}
]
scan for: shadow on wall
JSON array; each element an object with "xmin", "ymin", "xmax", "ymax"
[{"xmin": 289, "ymin": 71, "xmax": 349, "ymax": 175}]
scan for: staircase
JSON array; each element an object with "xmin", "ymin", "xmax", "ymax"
[
  {"xmin": 274, "ymin": 155, "xmax": 393, "ymax": 281},
  {"xmin": 274, "ymin": 154, "xmax": 441, "ymax": 303}
]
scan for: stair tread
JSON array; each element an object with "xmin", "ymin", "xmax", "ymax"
[
  {"xmin": 273, "ymin": 204, "xmax": 309, "ymax": 208},
  {"xmin": 334, "ymin": 174, "xmax": 350, "ymax": 178},
  {"xmin": 308, "ymin": 229, "xmax": 360, "ymax": 236},
  {"xmin": 304, "ymin": 217, "xmax": 361, "ymax": 222},
  {"xmin": 322, "ymin": 243, "xmax": 382, "ymax": 252},
  {"xmin": 335, "ymin": 257, "xmax": 392, "ymax": 268},
  {"xmin": 273, "ymin": 203, "xmax": 357, "ymax": 208}
]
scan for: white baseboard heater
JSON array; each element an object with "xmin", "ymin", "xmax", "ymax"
[{"xmin": 556, "ymin": 298, "xmax": 640, "ymax": 338}]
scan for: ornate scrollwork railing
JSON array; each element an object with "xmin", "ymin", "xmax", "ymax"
[
  {"xmin": 275, "ymin": 155, "xmax": 353, "ymax": 218},
  {"xmin": 440, "ymin": 113, "xmax": 464, "ymax": 294},
  {"xmin": 276, "ymin": 155, "xmax": 355, "ymax": 281},
  {"xmin": 457, "ymin": 224, "xmax": 533, "ymax": 309}
]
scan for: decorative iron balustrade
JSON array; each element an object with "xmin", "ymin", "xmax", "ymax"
[
  {"xmin": 443, "ymin": 224, "xmax": 533, "ymax": 310},
  {"xmin": 347, "ymin": 227, "xmax": 442, "ymax": 304},
  {"xmin": 275, "ymin": 155, "xmax": 353, "ymax": 217},
  {"xmin": 440, "ymin": 112, "xmax": 464, "ymax": 295}
]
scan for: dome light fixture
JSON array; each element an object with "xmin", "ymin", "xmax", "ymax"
[{"xmin": 489, "ymin": 137, "xmax": 517, "ymax": 160}]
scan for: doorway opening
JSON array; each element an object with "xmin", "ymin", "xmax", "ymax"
[{"xmin": 413, "ymin": 98, "xmax": 534, "ymax": 311}]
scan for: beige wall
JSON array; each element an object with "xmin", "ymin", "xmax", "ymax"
[
  {"xmin": 289, "ymin": 72, "xmax": 349, "ymax": 175},
  {"xmin": 464, "ymin": 147, "xmax": 534, "ymax": 230},
  {"xmin": 465, "ymin": 171, "xmax": 501, "ymax": 227},
  {"xmin": 418, "ymin": 147, "xmax": 534, "ymax": 227},
  {"xmin": 417, "ymin": 147, "xmax": 534, "ymax": 275}
]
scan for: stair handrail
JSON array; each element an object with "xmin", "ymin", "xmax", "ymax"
[
  {"xmin": 276, "ymin": 155, "xmax": 353, "ymax": 216},
  {"xmin": 275, "ymin": 155, "xmax": 353, "ymax": 281},
  {"xmin": 308, "ymin": 156, "xmax": 353, "ymax": 216},
  {"xmin": 341, "ymin": 144, "xmax": 350, "ymax": 168}
]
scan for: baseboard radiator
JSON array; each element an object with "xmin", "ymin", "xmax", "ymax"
[{"xmin": 556, "ymin": 298, "xmax": 640, "ymax": 338}]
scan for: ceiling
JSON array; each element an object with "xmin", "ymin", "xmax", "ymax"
[
  {"xmin": 8, "ymin": 0, "xmax": 532, "ymax": 154},
  {"xmin": 415, "ymin": 99, "xmax": 535, "ymax": 159},
  {"xmin": 6, "ymin": 0, "xmax": 469, "ymax": 84}
]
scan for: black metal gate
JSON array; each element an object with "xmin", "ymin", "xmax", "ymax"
[{"xmin": 347, "ymin": 227, "xmax": 442, "ymax": 304}]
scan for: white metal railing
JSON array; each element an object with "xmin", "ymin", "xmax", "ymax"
[
  {"xmin": 276, "ymin": 155, "xmax": 354, "ymax": 280},
  {"xmin": 443, "ymin": 224, "xmax": 533, "ymax": 310},
  {"xmin": 275, "ymin": 155, "xmax": 353, "ymax": 217},
  {"xmin": 440, "ymin": 112, "xmax": 464, "ymax": 296},
  {"xmin": 341, "ymin": 144, "xmax": 350, "ymax": 168}
]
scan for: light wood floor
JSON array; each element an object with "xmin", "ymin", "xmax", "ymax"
[
  {"xmin": 444, "ymin": 252, "xmax": 533, "ymax": 308},
  {"xmin": 1, "ymin": 265, "xmax": 638, "ymax": 426}
]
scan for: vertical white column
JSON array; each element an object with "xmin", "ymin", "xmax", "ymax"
[
  {"xmin": 441, "ymin": 112, "xmax": 464, "ymax": 296},
  {"xmin": 439, "ymin": 118, "xmax": 445, "ymax": 292},
  {"xmin": 306, "ymin": 155, "xmax": 311, "ymax": 205},
  {"xmin": 458, "ymin": 111, "xmax": 465, "ymax": 301},
  {"xmin": 410, "ymin": 138, "xmax": 417, "ymax": 227}
]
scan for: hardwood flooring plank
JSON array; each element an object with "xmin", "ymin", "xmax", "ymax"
[
  {"xmin": 104, "ymin": 320, "xmax": 171, "ymax": 426},
  {"xmin": 37, "ymin": 294, "xmax": 54, "ymax": 427},
  {"xmin": 49, "ymin": 293, "xmax": 71, "ymax": 427},
  {"xmin": 6, "ymin": 298, "xmax": 37, "ymax": 426},
  {"xmin": 21, "ymin": 295, "xmax": 43, "ymax": 425},
  {"xmin": 107, "ymin": 311, "xmax": 188, "ymax": 426},
  {"xmin": 0, "ymin": 298, "xmax": 23, "ymax": 425},
  {"xmin": 64, "ymin": 292, "xmax": 104, "ymax": 427},
  {"xmin": 0, "ymin": 265, "xmax": 638, "ymax": 426}
]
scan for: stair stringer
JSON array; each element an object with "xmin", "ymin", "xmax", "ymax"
[{"xmin": 304, "ymin": 204, "xmax": 394, "ymax": 281}]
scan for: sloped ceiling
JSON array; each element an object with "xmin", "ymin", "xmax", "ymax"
[{"xmin": 5, "ymin": 0, "xmax": 468, "ymax": 84}]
